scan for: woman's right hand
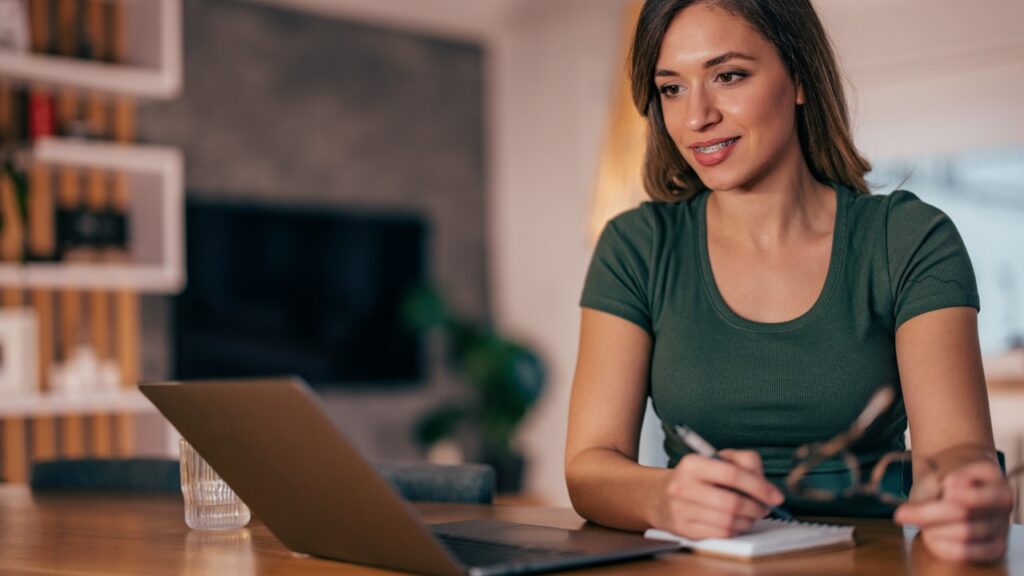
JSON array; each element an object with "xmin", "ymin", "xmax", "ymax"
[{"xmin": 647, "ymin": 449, "xmax": 786, "ymax": 539}]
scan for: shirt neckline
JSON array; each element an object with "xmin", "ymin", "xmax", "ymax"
[{"xmin": 696, "ymin": 182, "xmax": 849, "ymax": 333}]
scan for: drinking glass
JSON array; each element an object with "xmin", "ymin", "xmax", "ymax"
[{"xmin": 179, "ymin": 438, "xmax": 251, "ymax": 530}]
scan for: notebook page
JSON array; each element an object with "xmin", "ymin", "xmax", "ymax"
[{"xmin": 645, "ymin": 518, "xmax": 854, "ymax": 558}]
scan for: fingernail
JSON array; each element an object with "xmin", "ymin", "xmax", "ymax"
[{"xmin": 773, "ymin": 493, "xmax": 785, "ymax": 505}]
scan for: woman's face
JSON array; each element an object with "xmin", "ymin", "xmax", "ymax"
[{"xmin": 655, "ymin": 4, "xmax": 804, "ymax": 192}]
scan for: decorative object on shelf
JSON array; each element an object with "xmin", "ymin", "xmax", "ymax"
[
  {"xmin": 56, "ymin": 202, "xmax": 129, "ymax": 258},
  {"xmin": 0, "ymin": 0, "xmax": 31, "ymax": 53},
  {"xmin": 0, "ymin": 306, "xmax": 38, "ymax": 395},
  {"xmin": 403, "ymin": 285, "xmax": 546, "ymax": 493},
  {"xmin": 50, "ymin": 342, "xmax": 121, "ymax": 395}
]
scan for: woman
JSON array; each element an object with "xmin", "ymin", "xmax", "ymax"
[{"xmin": 565, "ymin": 0, "xmax": 1014, "ymax": 563}]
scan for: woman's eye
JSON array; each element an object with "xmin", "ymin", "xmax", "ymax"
[
  {"xmin": 658, "ymin": 84, "xmax": 682, "ymax": 98},
  {"xmin": 717, "ymin": 71, "xmax": 747, "ymax": 84}
]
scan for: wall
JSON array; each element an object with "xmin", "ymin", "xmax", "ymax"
[
  {"xmin": 487, "ymin": 0, "xmax": 631, "ymax": 504},
  {"xmin": 135, "ymin": 0, "xmax": 488, "ymax": 459},
  {"xmin": 246, "ymin": 0, "xmax": 509, "ymax": 43},
  {"xmin": 816, "ymin": 0, "xmax": 1024, "ymax": 159}
]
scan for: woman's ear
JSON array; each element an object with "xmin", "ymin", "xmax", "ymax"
[{"xmin": 796, "ymin": 80, "xmax": 805, "ymax": 105}]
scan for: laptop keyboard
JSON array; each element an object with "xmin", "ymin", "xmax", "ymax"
[{"xmin": 437, "ymin": 534, "xmax": 580, "ymax": 568}]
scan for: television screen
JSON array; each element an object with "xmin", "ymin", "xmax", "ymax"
[{"xmin": 174, "ymin": 199, "xmax": 427, "ymax": 387}]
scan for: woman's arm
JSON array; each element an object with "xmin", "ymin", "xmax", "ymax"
[
  {"xmin": 565, "ymin": 308, "xmax": 666, "ymax": 530},
  {"xmin": 565, "ymin": 308, "xmax": 782, "ymax": 535},
  {"xmin": 893, "ymin": 306, "xmax": 1013, "ymax": 562}
]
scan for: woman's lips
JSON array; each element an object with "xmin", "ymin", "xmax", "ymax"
[{"xmin": 690, "ymin": 137, "xmax": 739, "ymax": 167}]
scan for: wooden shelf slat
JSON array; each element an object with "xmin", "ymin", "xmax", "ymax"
[{"xmin": 0, "ymin": 390, "xmax": 157, "ymax": 419}]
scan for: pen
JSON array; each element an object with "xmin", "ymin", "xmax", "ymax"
[{"xmin": 673, "ymin": 425, "xmax": 794, "ymax": 521}]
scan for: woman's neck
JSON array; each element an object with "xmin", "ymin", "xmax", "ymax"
[{"xmin": 706, "ymin": 159, "xmax": 835, "ymax": 251}]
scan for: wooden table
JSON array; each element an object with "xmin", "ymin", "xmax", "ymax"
[{"xmin": 0, "ymin": 485, "xmax": 1020, "ymax": 575}]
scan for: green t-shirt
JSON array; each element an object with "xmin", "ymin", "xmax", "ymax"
[{"xmin": 580, "ymin": 183, "xmax": 980, "ymax": 516}]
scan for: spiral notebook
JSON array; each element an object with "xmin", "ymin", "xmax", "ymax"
[{"xmin": 645, "ymin": 518, "xmax": 855, "ymax": 560}]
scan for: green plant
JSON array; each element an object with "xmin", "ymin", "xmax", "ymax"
[{"xmin": 403, "ymin": 286, "xmax": 546, "ymax": 476}]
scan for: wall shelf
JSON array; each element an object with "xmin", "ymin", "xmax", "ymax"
[
  {"xmin": 0, "ymin": 137, "xmax": 185, "ymax": 293},
  {"xmin": 0, "ymin": 389, "xmax": 156, "ymax": 418},
  {"xmin": 0, "ymin": 51, "xmax": 179, "ymax": 100},
  {"xmin": 0, "ymin": 0, "xmax": 181, "ymax": 99},
  {"xmin": 0, "ymin": 0, "xmax": 184, "ymax": 484}
]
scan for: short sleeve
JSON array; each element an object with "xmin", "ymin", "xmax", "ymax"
[
  {"xmin": 886, "ymin": 190, "xmax": 980, "ymax": 330},
  {"xmin": 580, "ymin": 208, "xmax": 653, "ymax": 334}
]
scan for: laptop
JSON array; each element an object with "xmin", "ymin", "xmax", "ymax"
[{"xmin": 139, "ymin": 377, "xmax": 679, "ymax": 576}]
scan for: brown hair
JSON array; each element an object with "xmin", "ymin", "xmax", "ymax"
[{"xmin": 630, "ymin": 0, "xmax": 871, "ymax": 202}]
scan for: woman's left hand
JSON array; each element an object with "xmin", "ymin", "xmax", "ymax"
[{"xmin": 894, "ymin": 459, "xmax": 1014, "ymax": 563}]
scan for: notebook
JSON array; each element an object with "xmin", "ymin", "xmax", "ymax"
[{"xmin": 644, "ymin": 518, "xmax": 855, "ymax": 560}]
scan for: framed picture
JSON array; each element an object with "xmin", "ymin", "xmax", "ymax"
[{"xmin": 0, "ymin": 307, "xmax": 38, "ymax": 396}]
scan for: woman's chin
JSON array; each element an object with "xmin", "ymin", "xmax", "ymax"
[
  {"xmin": 695, "ymin": 173, "xmax": 743, "ymax": 192},
  {"xmin": 693, "ymin": 165, "xmax": 770, "ymax": 193}
]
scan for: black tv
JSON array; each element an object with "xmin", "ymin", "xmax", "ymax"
[{"xmin": 174, "ymin": 199, "xmax": 427, "ymax": 387}]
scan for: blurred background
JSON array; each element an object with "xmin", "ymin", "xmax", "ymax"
[{"xmin": 0, "ymin": 0, "xmax": 1021, "ymax": 511}]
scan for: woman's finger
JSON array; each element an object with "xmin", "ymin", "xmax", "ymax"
[
  {"xmin": 679, "ymin": 454, "xmax": 783, "ymax": 507},
  {"xmin": 910, "ymin": 456, "xmax": 1004, "ymax": 504},
  {"xmin": 922, "ymin": 531, "xmax": 1008, "ymax": 563},
  {"xmin": 718, "ymin": 449, "xmax": 764, "ymax": 475},
  {"xmin": 896, "ymin": 476, "xmax": 1014, "ymax": 526},
  {"xmin": 894, "ymin": 499, "xmax": 969, "ymax": 527},
  {"xmin": 944, "ymin": 481, "xmax": 1015, "ymax": 514},
  {"xmin": 677, "ymin": 475, "xmax": 769, "ymax": 521},
  {"xmin": 662, "ymin": 491, "xmax": 757, "ymax": 539},
  {"xmin": 671, "ymin": 501, "xmax": 757, "ymax": 536},
  {"xmin": 919, "ymin": 518, "xmax": 1006, "ymax": 544}
]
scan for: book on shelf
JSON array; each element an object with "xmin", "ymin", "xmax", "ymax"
[
  {"xmin": 55, "ymin": 0, "xmax": 78, "ymax": 56},
  {"xmin": 27, "ymin": 0, "xmax": 48, "ymax": 53},
  {"xmin": 18, "ymin": 0, "xmax": 123, "ymax": 63},
  {"xmin": 27, "ymin": 88, "xmax": 56, "ymax": 140}
]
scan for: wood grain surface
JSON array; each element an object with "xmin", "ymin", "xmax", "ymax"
[{"xmin": 0, "ymin": 485, "xmax": 1019, "ymax": 575}]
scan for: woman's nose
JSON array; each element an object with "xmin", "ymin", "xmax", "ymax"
[{"xmin": 685, "ymin": 88, "xmax": 722, "ymax": 132}]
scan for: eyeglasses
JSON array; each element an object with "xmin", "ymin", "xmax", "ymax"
[{"xmin": 784, "ymin": 386, "xmax": 1024, "ymax": 505}]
